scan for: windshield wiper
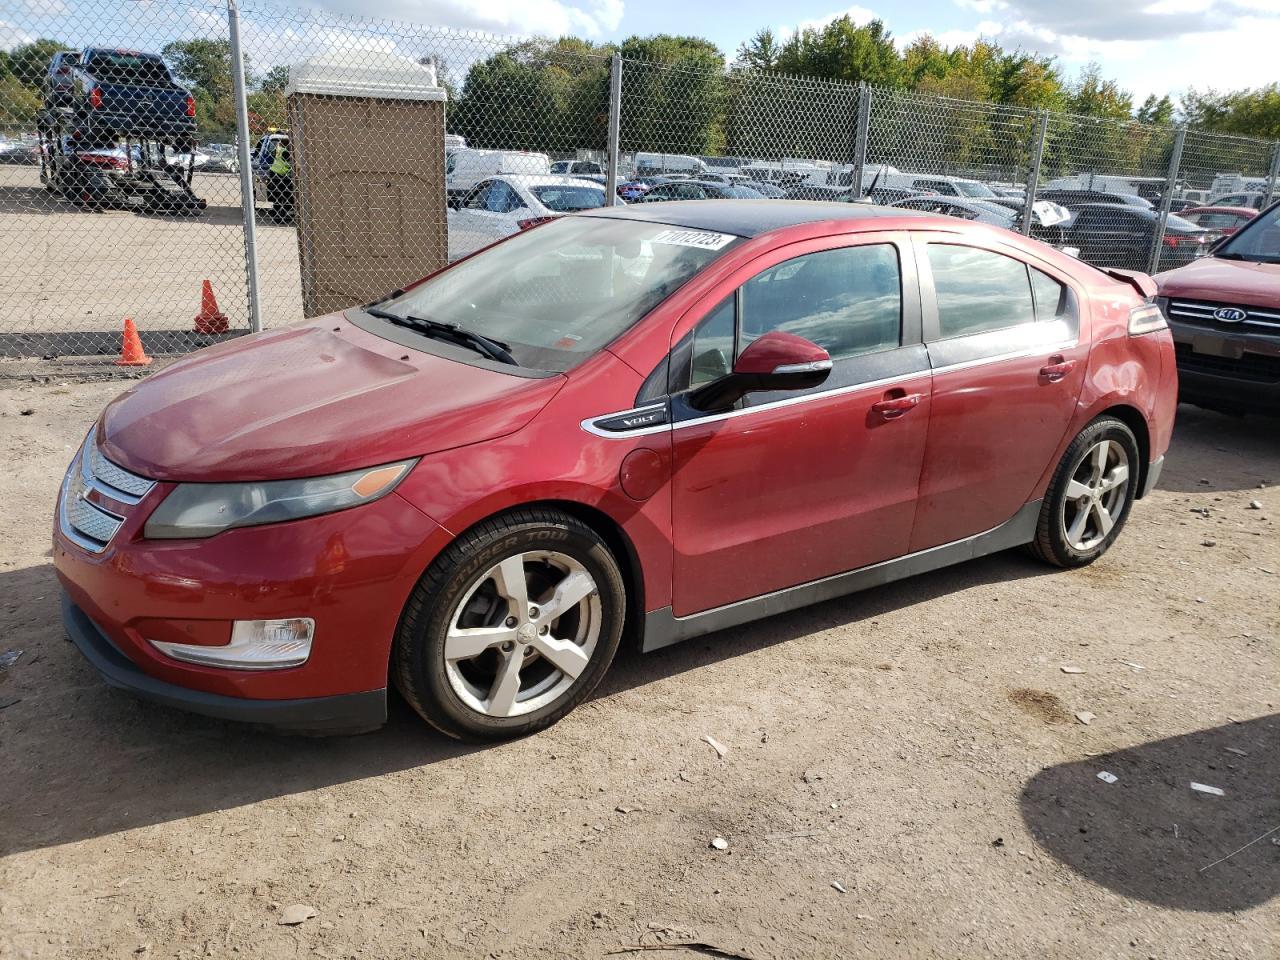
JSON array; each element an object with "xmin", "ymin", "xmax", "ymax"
[{"xmin": 364, "ymin": 308, "xmax": 518, "ymax": 366}]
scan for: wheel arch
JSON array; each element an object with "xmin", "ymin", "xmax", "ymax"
[
  {"xmin": 1096, "ymin": 403, "xmax": 1152, "ymax": 498},
  {"xmin": 417, "ymin": 499, "xmax": 648, "ymax": 653}
]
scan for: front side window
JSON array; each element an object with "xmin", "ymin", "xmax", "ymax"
[
  {"xmin": 382, "ymin": 216, "xmax": 740, "ymax": 373},
  {"xmin": 740, "ymin": 244, "xmax": 901, "ymax": 362},
  {"xmin": 927, "ymin": 245, "xmax": 1035, "ymax": 338},
  {"xmin": 689, "ymin": 297, "xmax": 735, "ymax": 387}
]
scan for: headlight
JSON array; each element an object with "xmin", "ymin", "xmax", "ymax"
[{"xmin": 144, "ymin": 460, "xmax": 416, "ymax": 539}]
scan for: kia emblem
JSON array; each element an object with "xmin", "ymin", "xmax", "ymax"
[{"xmin": 1213, "ymin": 307, "xmax": 1247, "ymax": 323}]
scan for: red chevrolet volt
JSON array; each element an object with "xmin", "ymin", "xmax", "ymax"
[{"xmin": 55, "ymin": 201, "xmax": 1177, "ymax": 740}]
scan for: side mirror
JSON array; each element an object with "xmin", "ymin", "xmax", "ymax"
[
  {"xmin": 1208, "ymin": 233, "xmax": 1230, "ymax": 253},
  {"xmin": 688, "ymin": 330, "xmax": 831, "ymax": 412}
]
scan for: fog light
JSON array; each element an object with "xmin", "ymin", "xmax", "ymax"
[{"xmin": 149, "ymin": 618, "xmax": 315, "ymax": 670}]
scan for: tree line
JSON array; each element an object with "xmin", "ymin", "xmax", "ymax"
[{"xmin": 3, "ymin": 17, "xmax": 1277, "ymax": 182}]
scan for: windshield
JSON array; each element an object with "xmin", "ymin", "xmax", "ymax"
[
  {"xmin": 1216, "ymin": 204, "xmax": 1280, "ymax": 262},
  {"xmin": 530, "ymin": 184, "xmax": 605, "ymax": 212},
  {"xmin": 726, "ymin": 185, "xmax": 764, "ymax": 198},
  {"xmin": 86, "ymin": 52, "xmax": 173, "ymax": 86},
  {"xmin": 956, "ymin": 181, "xmax": 997, "ymax": 198},
  {"xmin": 380, "ymin": 216, "xmax": 740, "ymax": 372}
]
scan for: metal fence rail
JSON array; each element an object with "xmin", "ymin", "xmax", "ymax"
[{"xmin": 1, "ymin": 0, "xmax": 1278, "ymax": 375}]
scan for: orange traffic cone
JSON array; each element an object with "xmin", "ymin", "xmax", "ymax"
[
  {"xmin": 115, "ymin": 318, "xmax": 152, "ymax": 367},
  {"xmin": 192, "ymin": 279, "xmax": 229, "ymax": 334}
]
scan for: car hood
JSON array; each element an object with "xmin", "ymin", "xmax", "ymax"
[
  {"xmin": 97, "ymin": 316, "xmax": 565, "ymax": 483},
  {"xmin": 1155, "ymin": 256, "xmax": 1280, "ymax": 306}
]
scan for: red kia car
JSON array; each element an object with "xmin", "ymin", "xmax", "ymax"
[
  {"xmin": 1155, "ymin": 199, "xmax": 1280, "ymax": 414},
  {"xmin": 55, "ymin": 202, "xmax": 1177, "ymax": 740}
]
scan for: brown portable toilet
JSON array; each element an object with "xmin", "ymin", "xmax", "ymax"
[{"xmin": 285, "ymin": 52, "xmax": 448, "ymax": 318}]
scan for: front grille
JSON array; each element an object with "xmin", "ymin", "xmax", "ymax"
[
  {"xmin": 1174, "ymin": 342, "xmax": 1280, "ymax": 384},
  {"xmin": 1167, "ymin": 299, "xmax": 1280, "ymax": 333},
  {"xmin": 59, "ymin": 435, "xmax": 154, "ymax": 553}
]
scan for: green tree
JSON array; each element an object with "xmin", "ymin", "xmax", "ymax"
[
  {"xmin": 451, "ymin": 38, "xmax": 611, "ymax": 153},
  {"xmin": 1135, "ymin": 93, "xmax": 1175, "ymax": 126},
  {"xmin": 735, "ymin": 29, "xmax": 780, "ymax": 71},
  {"xmin": 773, "ymin": 16, "xmax": 902, "ymax": 88}
]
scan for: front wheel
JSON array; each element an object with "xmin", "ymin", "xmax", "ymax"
[
  {"xmin": 1027, "ymin": 417, "xmax": 1141, "ymax": 568},
  {"xmin": 393, "ymin": 508, "xmax": 626, "ymax": 741}
]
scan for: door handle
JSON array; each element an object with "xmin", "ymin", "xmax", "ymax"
[
  {"xmin": 1039, "ymin": 356, "xmax": 1076, "ymax": 382},
  {"xmin": 871, "ymin": 393, "xmax": 922, "ymax": 418}
]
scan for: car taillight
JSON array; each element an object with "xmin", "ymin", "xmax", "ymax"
[
  {"xmin": 76, "ymin": 152, "xmax": 127, "ymax": 170},
  {"xmin": 185, "ymin": 94, "xmax": 196, "ymax": 118},
  {"xmin": 1128, "ymin": 302, "xmax": 1168, "ymax": 336},
  {"xmin": 88, "ymin": 87, "xmax": 102, "ymax": 109},
  {"xmin": 517, "ymin": 216, "xmax": 554, "ymax": 231}
]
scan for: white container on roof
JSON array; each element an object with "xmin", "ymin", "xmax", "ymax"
[{"xmin": 285, "ymin": 51, "xmax": 447, "ymax": 102}]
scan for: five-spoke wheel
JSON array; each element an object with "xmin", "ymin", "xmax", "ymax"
[
  {"xmin": 393, "ymin": 509, "xmax": 626, "ymax": 740},
  {"xmin": 1061, "ymin": 439, "xmax": 1130, "ymax": 552},
  {"xmin": 1029, "ymin": 416, "xmax": 1141, "ymax": 568},
  {"xmin": 444, "ymin": 551, "xmax": 602, "ymax": 719}
]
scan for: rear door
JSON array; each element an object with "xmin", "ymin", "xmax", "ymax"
[
  {"xmin": 667, "ymin": 233, "xmax": 933, "ymax": 615},
  {"xmin": 908, "ymin": 237, "xmax": 1088, "ymax": 551}
]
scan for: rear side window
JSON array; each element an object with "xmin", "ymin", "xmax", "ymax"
[
  {"xmin": 531, "ymin": 185, "xmax": 603, "ymax": 212},
  {"xmin": 1030, "ymin": 268, "xmax": 1066, "ymax": 321},
  {"xmin": 740, "ymin": 244, "xmax": 901, "ymax": 362},
  {"xmin": 927, "ymin": 245, "xmax": 1034, "ymax": 338}
]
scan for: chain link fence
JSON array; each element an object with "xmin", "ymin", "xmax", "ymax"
[{"xmin": 2, "ymin": 0, "xmax": 1278, "ymax": 376}]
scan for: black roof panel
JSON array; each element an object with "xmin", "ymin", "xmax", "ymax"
[{"xmin": 579, "ymin": 199, "xmax": 928, "ymax": 238}]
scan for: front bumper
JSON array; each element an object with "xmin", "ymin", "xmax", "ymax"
[
  {"xmin": 1169, "ymin": 321, "xmax": 1280, "ymax": 413},
  {"xmin": 63, "ymin": 596, "xmax": 386, "ymax": 734}
]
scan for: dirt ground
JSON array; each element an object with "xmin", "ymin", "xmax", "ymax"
[{"xmin": 0, "ymin": 379, "xmax": 1276, "ymax": 960}]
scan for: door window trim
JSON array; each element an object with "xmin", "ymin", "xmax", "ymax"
[
  {"xmin": 636, "ymin": 231, "xmax": 923, "ymax": 408},
  {"xmin": 914, "ymin": 236, "xmax": 1082, "ymax": 369}
]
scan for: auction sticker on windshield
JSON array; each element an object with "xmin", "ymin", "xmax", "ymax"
[{"xmin": 650, "ymin": 229, "xmax": 736, "ymax": 250}]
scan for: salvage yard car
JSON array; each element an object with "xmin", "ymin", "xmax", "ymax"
[
  {"xmin": 446, "ymin": 174, "xmax": 607, "ymax": 260},
  {"xmin": 1155, "ymin": 199, "xmax": 1280, "ymax": 414},
  {"xmin": 55, "ymin": 201, "xmax": 1176, "ymax": 741}
]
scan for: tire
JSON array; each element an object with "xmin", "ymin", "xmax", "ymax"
[
  {"xmin": 1026, "ymin": 416, "xmax": 1142, "ymax": 568},
  {"xmin": 392, "ymin": 508, "xmax": 626, "ymax": 741}
]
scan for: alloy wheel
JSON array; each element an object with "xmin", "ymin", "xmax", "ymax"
[
  {"xmin": 1060, "ymin": 439, "xmax": 1130, "ymax": 552},
  {"xmin": 443, "ymin": 551, "xmax": 601, "ymax": 718}
]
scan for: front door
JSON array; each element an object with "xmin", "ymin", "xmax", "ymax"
[{"xmin": 667, "ymin": 234, "xmax": 933, "ymax": 616}]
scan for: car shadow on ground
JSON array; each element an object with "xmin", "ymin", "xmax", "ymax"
[
  {"xmin": 1020, "ymin": 714, "xmax": 1279, "ymax": 913},
  {"xmin": 1159, "ymin": 404, "xmax": 1280, "ymax": 494},
  {"xmin": 0, "ymin": 549, "xmax": 1053, "ymax": 856}
]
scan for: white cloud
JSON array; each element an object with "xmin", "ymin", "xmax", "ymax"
[
  {"xmin": 0, "ymin": 18, "xmax": 35, "ymax": 47},
  {"xmin": 308, "ymin": 0, "xmax": 624, "ymax": 38},
  {"xmin": 942, "ymin": 0, "xmax": 1280, "ymax": 99}
]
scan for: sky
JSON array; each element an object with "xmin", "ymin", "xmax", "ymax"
[{"xmin": 5, "ymin": 0, "xmax": 1280, "ymax": 105}]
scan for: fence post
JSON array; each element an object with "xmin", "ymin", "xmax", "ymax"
[
  {"xmin": 605, "ymin": 53, "xmax": 623, "ymax": 205},
  {"xmin": 1150, "ymin": 127, "xmax": 1187, "ymax": 274},
  {"xmin": 227, "ymin": 0, "xmax": 262, "ymax": 333},
  {"xmin": 850, "ymin": 82, "xmax": 871, "ymax": 198},
  {"xmin": 1266, "ymin": 140, "xmax": 1280, "ymax": 207},
  {"xmin": 1020, "ymin": 110, "xmax": 1048, "ymax": 237}
]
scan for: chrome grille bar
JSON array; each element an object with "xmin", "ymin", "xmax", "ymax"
[
  {"xmin": 59, "ymin": 434, "xmax": 154, "ymax": 553},
  {"xmin": 1168, "ymin": 299, "xmax": 1280, "ymax": 330}
]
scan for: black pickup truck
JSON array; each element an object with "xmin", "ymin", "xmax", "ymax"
[{"xmin": 45, "ymin": 48, "xmax": 196, "ymax": 143}]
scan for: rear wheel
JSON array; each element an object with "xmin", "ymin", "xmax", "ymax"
[
  {"xmin": 393, "ymin": 508, "xmax": 626, "ymax": 741},
  {"xmin": 1027, "ymin": 417, "xmax": 1141, "ymax": 568}
]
